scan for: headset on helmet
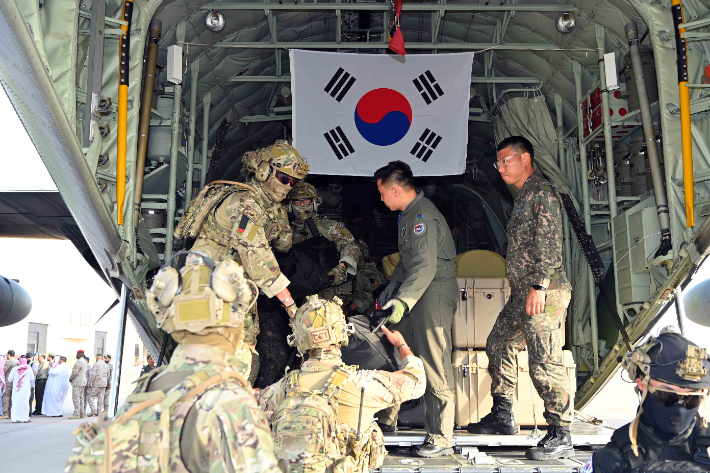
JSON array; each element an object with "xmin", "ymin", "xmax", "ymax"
[
  {"xmin": 287, "ymin": 295, "xmax": 354, "ymax": 354},
  {"xmin": 147, "ymin": 251, "xmax": 257, "ymax": 335},
  {"xmin": 287, "ymin": 182, "xmax": 322, "ymax": 214},
  {"xmin": 242, "ymin": 141, "xmax": 309, "ymax": 183},
  {"xmin": 620, "ymin": 326, "xmax": 710, "ymax": 456}
]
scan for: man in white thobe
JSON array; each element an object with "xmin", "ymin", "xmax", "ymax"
[
  {"xmin": 42, "ymin": 356, "xmax": 70, "ymax": 417},
  {"xmin": 7, "ymin": 357, "xmax": 34, "ymax": 422}
]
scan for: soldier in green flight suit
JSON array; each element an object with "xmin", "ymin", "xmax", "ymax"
[
  {"xmin": 66, "ymin": 253, "xmax": 281, "ymax": 473},
  {"xmin": 467, "ymin": 136, "xmax": 574, "ymax": 462},
  {"xmin": 374, "ymin": 160, "xmax": 458, "ymax": 458},
  {"xmin": 175, "ymin": 140, "xmax": 309, "ymax": 384}
]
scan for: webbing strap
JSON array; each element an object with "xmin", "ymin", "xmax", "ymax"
[
  {"xmin": 306, "ymin": 217, "xmax": 321, "ymax": 238},
  {"xmin": 322, "ymin": 367, "xmax": 354, "ymax": 399}
]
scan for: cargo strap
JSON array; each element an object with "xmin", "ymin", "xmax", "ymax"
[
  {"xmin": 306, "ymin": 217, "xmax": 322, "ymax": 239},
  {"xmin": 559, "ymin": 192, "xmax": 632, "ymax": 350},
  {"xmin": 104, "ymin": 368, "xmax": 250, "ymax": 472}
]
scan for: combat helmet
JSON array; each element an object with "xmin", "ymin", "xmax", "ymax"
[
  {"xmin": 242, "ymin": 141, "xmax": 309, "ymax": 202},
  {"xmin": 147, "ymin": 252, "xmax": 256, "ymax": 343},
  {"xmin": 288, "ymin": 182, "xmax": 322, "ymax": 219},
  {"xmin": 287, "ymin": 295, "xmax": 354, "ymax": 353},
  {"xmin": 621, "ymin": 326, "xmax": 710, "ymax": 455}
]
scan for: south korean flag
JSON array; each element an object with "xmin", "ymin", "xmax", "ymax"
[{"xmin": 291, "ymin": 50, "xmax": 473, "ymax": 176}]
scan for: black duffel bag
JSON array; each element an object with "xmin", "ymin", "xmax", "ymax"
[{"xmin": 341, "ymin": 312, "xmax": 400, "ymax": 372}]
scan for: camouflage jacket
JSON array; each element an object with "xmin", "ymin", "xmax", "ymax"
[
  {"xmin": 89, "ymin": 360, "xmax": 109, "ymax": 388},
  {"xmin": 505, "ymin": 173, "xmax": 571, "ymax": 294},
  {"xmin": 259, "ymin": 347, "xmax": 425, "ymax": 429},
  {"xmin": 292, "ymin": 215, "xmax": 361, "ymax": 275},
  {"xmin": 321, "ymin": 262, "xmax": 387, "ymax": 314},
  {"xmin": 191, "ymin": 180, "xmax": 292, "ymax": 298},
  {"xmin": 66, "ymin": 344, "xmax": 279, "ymax": 473},
  {"xmin": 69, "ymin": 358, "xmax": 88, "ymax": 387},
  {"xmin": 3, "ymin": 358, "xmax": 17, "ymax": 382}
]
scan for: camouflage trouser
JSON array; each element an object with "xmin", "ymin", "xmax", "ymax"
[
  {"xmin": 89, "ymin": 387, "xmax": 106, "ymax": 414},
  {"xmin": 103, "ymin": 387, "xmax": 111, "ymax": 413},
  {"xmin": 243, "ymin": 313, "xmax": 260, "ymax": 384},
  {"xmin": 486, "ymin": 290, "xmax": 572, "ymax": 425},
  {"xmin": 2, "ymin": 382, "xmax": 12, "ymax": 415},
  {"xmin": 72, "ymin": 385, "xmax": 86, "ymax": 416}
]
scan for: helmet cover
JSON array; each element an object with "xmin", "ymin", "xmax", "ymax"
[{"xmin": 287, "ymin": 295, "xmax": 354, "ymax": 352}]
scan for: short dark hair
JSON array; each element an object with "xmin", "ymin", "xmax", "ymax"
[
  {"xmin": 7, "ymin": 350, "xmax": 14, "ymax": 357},
  {"xmin": 497, "ymin": 136, "xmax": 535, "ymax": 167},
  {"xmin": 374, "ymin": 160, "xmax": 414, "ymax": 190},
  {"xmin": 60, "ymin": 356, "xmax": 67, "ymax": 362},
  {"xmin": 26, "ymin": 352, "xmax": 33, "ymax": 359}
]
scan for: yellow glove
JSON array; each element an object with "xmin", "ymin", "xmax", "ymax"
[{"xmin": 383, "ymin": 299, "xmax": 407, "ymax": 324}]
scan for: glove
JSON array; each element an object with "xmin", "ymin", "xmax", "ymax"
[
  {"xmin": 328, "ymin": 264, "xmax": 348, "ymax": 286},
  {"xmin": 383, "ymin": 299, "xmax": 407, "ymax": 324},
  {"xmin": 378, "ymin": 280, "xmax": 402, "ymax": 306}
]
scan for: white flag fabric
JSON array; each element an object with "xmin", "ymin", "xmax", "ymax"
[{"xmin": 291, "ymin": 50, "xmax": 473, "ymax": 176}]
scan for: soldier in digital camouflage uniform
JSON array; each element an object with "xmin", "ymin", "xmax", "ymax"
[
  {"xmin": 287, "ymin": 182, "xmax": 362, "ymax": 302},
  {"xmin": 467, "ymin": 136, "xmax": 573, "ymax": 461},
  {"xmin": 258, "ymin": 295, "xmax": 426, "ymax": 473},
  {"xmin": 87, "ymin": 354, "xmax": 109, "ymax": 416},
  {"xmin": 66, "ymin": 254, "xmax": 281, "ymax": 473},
  {"xmin": 69, "ymin": 350, "xmax": 88, "ymax": 419},
  {"xmin": 176, "ymin": 141, "xmax": 309, "ymax": 384}
]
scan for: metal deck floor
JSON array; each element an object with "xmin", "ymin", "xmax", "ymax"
[
  {"xmin": 383, "ymin": 423, "xmax": 612, "ymax": 447},
  {"xmin": 377, "ymin": 448, "xmax": 595, "ymax": 472}
]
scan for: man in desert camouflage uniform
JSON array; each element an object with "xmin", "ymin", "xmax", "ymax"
[
  {"xmin": 69, "ymin": 350, "xmax": 88, "ymax": 419},
  {"xmin": 258, "ymin": 295, "xmax": 426, "ymax": 473},
  {"xmin": 87, "ymin": 354, "xmax": 109, "ymax": 416},
  {"xmin": 287, "ymin": 182, "xmax": 362, "ymax": 302},
  {"xmin": 0, "ymin": 350, "xmax": 17, "ymax": 419},
  {"xmin": 467, "ymin": 136, "xmax": 573, "ymax": 461},
  {"xmin": 176, "ymin": 140, "xmax": 309, "ymax": 384},
  {"xmin": 66, "ymin": 254, "xmax": 281, "ymax": 473},
  {"xmin": 102, "ymin": 354, "xmax": 112, "ymax": 414}
]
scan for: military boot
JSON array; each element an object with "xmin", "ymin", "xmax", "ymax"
[
  {"xmin": 525, "ymin": 424, "xmax": 575, "ymax": 460},
  {"xmin": 467, "ymin": 396, "xmax": 518, "ymax": 435}
]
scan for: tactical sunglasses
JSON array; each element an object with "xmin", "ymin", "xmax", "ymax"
[
  {"xmin": 275, "ymin": 169, "xmax": 299, "ymax": 187},
  {"xmin": 647, "ymin": 385, "xmax": 705, "ymax": 409}
]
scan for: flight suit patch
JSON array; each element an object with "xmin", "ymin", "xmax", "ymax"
[
  {"xmin": 583, "ymin": 454, "xmax": 594, "ymax": 473},
  {"xmin": 417, "ymin": 213, "xmax": 422, "ymax": 219},
  {"xmin": 400, "ymin": 225, "xmax": 406, "ymax": 237},
  {"xmin": 243, "ymin": 205, "xmax": 261, "ymax": 223},
  {"xmin": 413, "ymin": 223, "xmax": 425, "ymax": 235}
]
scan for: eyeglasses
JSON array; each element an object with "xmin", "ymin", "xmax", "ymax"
[
  {"xmin": 275, "ymin": 170, "xmax": 299, "ymax": 187},
  {"xmin": 647, "ymin": 385, "xmax": 705, "ymax": 409},
  {"xmin": 493, "ymin": 153, "xmax": 519, "ymax": 170}
]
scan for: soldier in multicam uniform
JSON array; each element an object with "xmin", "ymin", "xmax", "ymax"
[
  {"xmin": 176, "ymin": 141, "xmax": 309, "ymax": 384},
  {"xmin": 69, "ymin": 350, "xmax": 88, "ymax": 419},
  {"xmin": 467, "ymin": 136, "xmax": 573, "ymax": 461},
  {"xmin": 258, "ymin": 295, "xmax": 426, "ymax": 473},
  {"xmin": 342, "ymin": 241, "xmax": 387, "ymax": 317},
  {"xmin": 87, "ymin": 354, "xmax": 109, "ymax": 416},
  {"xmin": 66, "ymin": 253, "xmax": 281, "ymax": 473},
  {"xmin": 286, "ymin": 182, "xmax": 362, "ymax": 302}
]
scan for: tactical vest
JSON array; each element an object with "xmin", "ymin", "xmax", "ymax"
[
  {"xmin": 607, "ymin": 420, "xmax": 710, "ymax": 472},
  {"xmin": 65, "ymin": 366, "xmax": 251, "ymax": 473},
  {"xmin": 175, "ymin": 181, "xmax": 261, "ymax": 246},
  {"xmin": 271, "ymin": 364, "xmax": 357, "ymax": 473}
]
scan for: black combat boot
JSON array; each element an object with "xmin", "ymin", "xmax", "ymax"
[
  {"xmin": 467, "ymin": 396, "xmax": 518, "ymax": 435},
  {"xmin": 525, "ymin": 424, "xmax": 575, "ymax": 460}
]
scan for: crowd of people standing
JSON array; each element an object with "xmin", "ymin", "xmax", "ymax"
[{"xmin": 0, "ymin": 349, "xmax": 113, "ymax": 422}]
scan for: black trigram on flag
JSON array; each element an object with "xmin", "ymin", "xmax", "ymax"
[
  {"xmin": 410, "ymin": 128, "xmax": 442, "ymax": 162},
  {"xmin": 324, "ymin": 67, "xmax": 357, "ymax": 102},
  {"xmin": 413, "ymin": 70, "xmax": 444, "ymax": 104},
  {"xmin": 324, "ymin": 127, "xmax": 355, "ymax": 160}
]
